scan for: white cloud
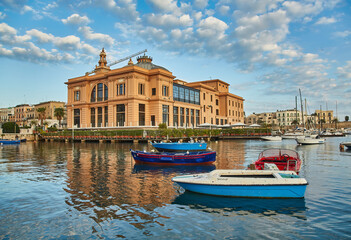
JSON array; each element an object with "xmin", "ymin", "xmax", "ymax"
[
  {"xmin": 197, "ymin": 16, "xmax": 228, "ymax": 39},
  {"xmin": 0, "ymin": 11, "xmax": 6, "ymax": 20},
  {"xmin": 334, "ymin": 30, "xmax": 351, "ymax": 38},
  {"xmin": 148, "ymin": 0, "xmax": 179, "ymax": 13},
  {"xmin": 62, "ymin": 14, "xmax": 91, "ymax": 25},
  {"xmin": 78, "ymin": 26, "xmax": 115, "ymax": 46},
  {"xmin": 315, "ymin": 16, "xmax": 337, "ymax": 25},
  {"xmin": 193, "ymin": 0, "xmax": 208, "ymax": 9},
  {"xmin": 98, "ymin": 0, "xmax": 139, "ymax": 20},
  {"xmin": 218, "ymin": 5, "xmax": 230, "ymax": 15},
  {"xmin": 145, "ymin": 13, "xmax": 193, "ymax": 28},
  {"xmin": 337, "ymin": 61, "xmax": 351, "ymax": 79}
]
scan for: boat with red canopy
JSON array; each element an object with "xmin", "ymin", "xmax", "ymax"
[{"xmin": 254, "ymin": 149, "xmax": 302, "ymax": 173}]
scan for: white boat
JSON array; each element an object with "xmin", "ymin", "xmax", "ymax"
[
  {"xmin": 282, "ymin": 132, "xmax": 304, "ymax": 139},
  {"xmin": 295, "ymin": 135, "xmax": 325, "ymax": 145},
  {"xmin": 261, "ymin": 136, "xmax": 282, "ymax": 141},
  {"xmin": 172, "ymin": 169, "xmax": 308, "ymax": 198}
]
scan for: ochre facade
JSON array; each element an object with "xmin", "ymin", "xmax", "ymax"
[{"xmin": 65, "ymin": 49, "xmax": 244, "ymax": 128}]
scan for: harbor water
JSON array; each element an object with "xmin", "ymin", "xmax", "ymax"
[{"xmin": 1, "ymin": 137, "xmax": 351, "ymax": 239}]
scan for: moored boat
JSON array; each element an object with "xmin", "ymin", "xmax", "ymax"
[
  {"xmin": 130, "ymin": 149, "xmax": 216, "ymax": 165},
  {"xmin": 172, "ymin": 169, "xmax": 308, "ymax": 198},
  {"xmin": 282, "ymin": 132, "xmax": 304, "ymax": 139},
  {"xmin": 151, "ymin": 141, "xmax": 207, "ymax": 152},
  {"xmin": 295, "ymin": 136, "xmax": 325, "ymax": 145},
  {"xmin": 254, "ymin": 149, "xmax": 302, "ymax": 172},
  {"xmin": 261, "ymin": 136, "xmax": 282, "ymax": 141},
  {"xmin": 0, "ymin": 139, "xmax": 20, "ymax": 145}
]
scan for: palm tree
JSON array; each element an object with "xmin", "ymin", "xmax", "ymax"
[
  {"xmin": 54, "ymin": 107, "xmax": 65, "ymax": 128},
  {"xmin": 36, "ymin": 107, "xmax": 46, "ymax": 127},
  {"xmin": 30, "ymin": 120, "xmax": 38, "ymax": 129}
]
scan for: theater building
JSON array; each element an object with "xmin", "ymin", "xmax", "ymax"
[{"xmin": 65, "ymin": 49, "xmax": 244, "ymax": 129}]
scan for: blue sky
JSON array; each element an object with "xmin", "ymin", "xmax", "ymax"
[{"xmin": 0, "ymin": 0, "xmax": 350, "ymax": 119}]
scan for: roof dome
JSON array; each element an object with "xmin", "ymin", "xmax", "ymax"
[{"xmin": 128, "ymin": 54, "xmax": 170, "ymax": 72}]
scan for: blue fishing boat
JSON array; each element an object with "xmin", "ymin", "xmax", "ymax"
[
  {"xmin": 0, "ymin": 139, "xmax": 20, "ymax": 145},
  {"xmin": 172, "ymin": 169, "xmax": 308, "ymax": 198},
  {"xmin": 130, "ymin": 149, "xmax": 216, "ymax": 165},
  {"xmin": 151, "ymin": 141, "xmax": 207, "ymax": 152}
]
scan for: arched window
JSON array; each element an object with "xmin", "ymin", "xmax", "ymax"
[{"xmin": 91, "ymin": 83, "xmax": 108, "ymax": 102}]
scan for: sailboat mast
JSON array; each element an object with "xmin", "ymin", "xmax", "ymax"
[
  {"xmin": 295, "ymin": 96, "xmax": 298, "ymax": 128},
  {"xmin": 299, "ymin": 89, "xmax": 305, "ymax": 132}
]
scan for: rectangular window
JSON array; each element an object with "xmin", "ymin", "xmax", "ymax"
[
  {"xmin": 173, "ymin": 85, "xmax": 178, "ymax": 100},
  {"xmin": 196, "ymin": 110, "xmax": 200, "ymax": 126},
  {"xmin": 90, "ymin": 108, "xmax": 95, "ymax": 127},
  {"xmin": 104, "ymin": 84, "xmax": 108, "ymax": 101},
  {"xmin": 97, "ymin": 83, "xmax": 103, "ymax": 102},
  {"xmin": 162, "ymin": 86, "xmax": 169, "ymax": 96},
  {"xmin": 180, "ymin": 107, "xmax": 184, "ymax": 127},
  {"xmin": 117, "ymin": 83, "xmax": 125, "ymax": 95},
  {"xmin": 216, "ymin": 99, "xmax": 218, "ymax": 105},
  {"xmin": 203, "ymin": 93, "xmax": 206, "ymax": 100},
  {"xmin": 211, "ymin": 95, "xmax": 213, "ymax": 102},
  {"xmin": 152, "ymin": 88, "xmax": 156, "ymax": 96},
  {"xmin": 203, "ymin": 105, "xmax": 206, "ymax": 112},
  {"xmin": 97, "ymin": 107, "xmax": 102, "ymax": 127},
  {"xmin": 138, "ymin": 83, "xmax": 145, "ymax": 95},
  {"xmin": 162, "ymin": 105, "xmax": 169, "ymax": 125},
  {"xmin": 185, "ymin": 89, "xmax": 189, "ymax": 103},
  {"xmin": 74, "ymin": 91, "xmax": 80, "ymax": 101},
  {"xmin": 216, "ymin": 119, "xmax": 219, "ymax": 125},
  {"xmin": 186, "ymin": 108, "xmax": 189, "ymax": 127},
  {"xmin": 216, "ymin": 109, "xmax": 219, "ymax": 115},
  {"xmin": 116, "ymin": 104, "xmax": 125, "ymax": 126},
  {"xmin": 190, "ymin": 90, "xmax": 195, "ymax": 104},
  {"xmin": 139, "ymin": 104, "xmax": 145, "ymax": 126},
  {"xmin": 104, "ymin": 106, "xmax": 108, "ymax": 127},
  {"xmin": 191, "ymin": 109, "xmax": 194, "ymax": 127},
  {"xmin": 74, "ymin": 109, "xmax": 80, "ymax": 128},
  {"xmin": 173, "ymin": 107, "xmax": 178, "ymax": 127},
  {"xmin": 195, "ymin": 92, "xmax": 200, "ymax": 105}
]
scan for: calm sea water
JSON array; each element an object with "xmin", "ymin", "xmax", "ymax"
[{"xmin": 1, "ymin": 137, "xmax": 351, "ymax": 239}]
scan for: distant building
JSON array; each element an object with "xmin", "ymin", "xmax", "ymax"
[
  {"xmin": 276, "ymin": 109, "xmax": 303, "ymax": 126},
  {"xmin": 245, "ymin": 112, "xmax": 277, "ymax": 125},
  {"xmin": 34, "ymin": 101, "xmax": 66, "ymax": 120},
  {"xmin": 65, "ymin": 49, "xmax": 244, "ymax": 128},
  {"xmin": 0, "ymin": 107, "xmax": 14, "ymax": 123},
  {"xmin": 12, "ymin": 104, "xmax": 34, "ymax": 127},
  {"xmin": 314, "ymin": 110, "xmax": 334, "ymax": 124}
]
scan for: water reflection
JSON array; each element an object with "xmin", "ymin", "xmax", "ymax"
[
  {"xmin": 133, "ymin": 164, "xmax": 215, "ymax": 175},
  {"xmin": 173, "ymin": 191, "xmax": 307, "ymax": 220}
]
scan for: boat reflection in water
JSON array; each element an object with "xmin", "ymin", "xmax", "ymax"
[
  {"xmin": 172, "ymin": 191, "xmax": 306, "ymax": 220},
  {"xmin": 133, "ymin": 164, "xmax": 216, "ymax": 175}
]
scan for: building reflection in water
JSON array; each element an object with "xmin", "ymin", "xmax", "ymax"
[{"xmin": 62, "ymin": 140, "xmax": 246, "ymax": 228}]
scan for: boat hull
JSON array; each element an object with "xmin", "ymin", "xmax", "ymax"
[
  {"xmin": 130, "ymin": 150, "xmax": 216, "ymax": 165},
  {"xmin": 0, "ymin": 140, "xmax": 20, "ymax": 145},
  {"xmin": 261, "ymin": 136, "xmax": 282, "ymax": 141},
  {"xmin": 151, "ymin": 142, "xmax": 207, "ymax": 152},
  {"xmin": 175, "ymin": 182, "xmax": 307, "ymax": 198},
  {"xmin": 295, "ymin": 137, "xmax": 325, "ymax": 145}
]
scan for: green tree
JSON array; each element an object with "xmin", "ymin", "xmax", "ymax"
[
  {"xmin": 54, "ymin": 107, "xmax": 65, "ymax": 127},
  {"xmin": 1, "ymin": 122, "xmax": 20, "ymax": 133},
  {"xmin": 345, "ymin": 116, "xmax": 349, "ymax": 122},
  {"xmin": 291, "ymin": 119, "xmax": 299, "ymax": 126},
  {"xmin": 36, "ymin": 107, "xmax": 46, "ymax": 127}
]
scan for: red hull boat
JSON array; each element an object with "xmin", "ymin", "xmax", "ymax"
[{"xmin": 254, "ymin": 149, "xmax": 302, "ymax": 173}]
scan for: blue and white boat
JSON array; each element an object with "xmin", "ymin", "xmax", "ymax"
[
  {"xmin": 172, "ymin": 169, "xmax": 308, "ymax": 198},
  {"xmin": 151, "ymin": 141, "xmax": 207, "ymax": 152},
  {"xmin": 130, "ymin": 149, "xmax": 216, "ymax": 165},
  {"xmin": 0, "ymin": 139, "xmax": 20, "ymax": 145}
]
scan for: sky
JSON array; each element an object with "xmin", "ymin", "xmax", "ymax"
[{"xmin": 0, "ymin": 0, "xmax": 350, "ymax": 119}]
